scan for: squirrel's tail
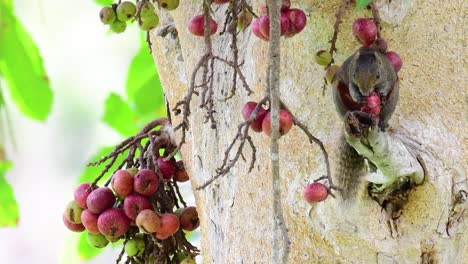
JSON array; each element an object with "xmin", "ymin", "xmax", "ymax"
[{"xmin": 335, "ymin": 134, "xmax": 367, "ymax": 203}]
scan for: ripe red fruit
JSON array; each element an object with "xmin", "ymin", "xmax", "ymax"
[
  {"xmin": 157, "ymin": 157, "xmax": 175, "ymax": 180},
  {"xmin": 303, "ymin": 182, "xmax": 329, "ymax": 203},
  {"xmin": 252, "ymin": 18, "xmax": 268, "ymax": 41},
  {"xmin": 361, "ymin": 92, "xmax": 381, "ymax": 115},
  {"xmin": 136, "ymin": 209, "xmax": 161, "ymax": 233},
  {"xmin": 177, "ymin": 207, "xmax": 200, "ymax": 231},
  {"xmin": 123, "ymin": 193, "xmax": 151, "ymax": 221},
  {"xmin": 134, "ymin": 169, "xmax": 159, "ymax": 196},
  {"xmin": 155, "ymin": 232, "xmax": 171, "ymax": 240},
  {"xmin": 174, "ymin": 160, "xmax": 190, "ymax": 182},
  {"xmin": 81, "ymin": 209, "xmax": 100, "ymax": 234},
  {"xmin": 74, "ymin": 182, "xmax": 96, "ymax": 209},
  {"xmin": 97, "ymin": 208, "xmax": 130, "ymax": 237},
  {"xmin": 352, "ymin": 18, "xmax": 377, "ymax": 45},
  {"xmin": 284, "ymin": 8, "xmax": 307, "ymax": 37},
  {"xmin": 86, "ymin": 187, "xmax": 116, "ymax": 214},
  {"xmin": 111, "ymin": 170, "xmax": 134, "ymax": 198},
  {"xmin": 242, "ymin": 101, "xmax": 268, "ymax": 132},
  {"xmin": 188, "ymin": 14, "xmax": 217, "ymax": 37},
  {"xmin": 258, "ymin": 14, "xmax": 290, "ymax": 38},
  {"xmin": 213, "ymin": 0, "xmax": 229, "ymax": 4},
  {"xmin": 159, "ymin": 213, "xmax": 180, "ymax": 235},
  {"xmin": 63, "ymin": 213, "xmax": 85, "ymax": 232},
  {"xmin": 385, "ymin": 51, "xmax": 403, "ymax": 72},
  {"xmin": 262, "ymin": 109, "xmax": 294, "ymax": 137}
]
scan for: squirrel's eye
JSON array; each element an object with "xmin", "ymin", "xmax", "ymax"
[{"xmin": 376, "ymin": 73, "xmax": 380, "ymax": 79}]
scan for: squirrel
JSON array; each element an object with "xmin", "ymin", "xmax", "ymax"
[{"xmin": 332, "ymin": 47, "xmax": 399, "ymax": 202}]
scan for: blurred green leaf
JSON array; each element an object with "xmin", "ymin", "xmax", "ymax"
[
  {"xmin": 0, "ymin": 3, "xmax": 53, "ymax": 121},
  {"xmin": 78, "ymin": 231, "xmax": 103, "ymax": 261},
  {"xmin": 356, "ymin": 0, "xmax": 372, "ymax": 10},
  {"xmin": 126, "ymin": 45, "xmax": 165, "ymax": 116},
  {"xmin": 78, "ymin": 146, "xmax": 128, "ymax": 185},
  {"xmin": 95, "ymin": 0, "xmax": 114, "ymax": 6},
  {"xmin": 0, "ymin": 159, "xmax": 19, "ymax": 227},
  {"xmin": 103, "ymin": 93, "xmax": 139, "ymax": 137}
]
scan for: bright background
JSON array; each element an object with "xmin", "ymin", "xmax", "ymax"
[{"xmin": 0, "ymin": 0, "xmax": 197, "ymax": 263}]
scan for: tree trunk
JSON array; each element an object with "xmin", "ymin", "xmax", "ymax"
[{"xmin": 149, "ymin": 0, "xmax": 467, "ymax": 263}]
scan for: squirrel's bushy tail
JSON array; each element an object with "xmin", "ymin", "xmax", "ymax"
[{"xmin": 335, "ymin": 134, "xmax": 367, "ymax": 203}]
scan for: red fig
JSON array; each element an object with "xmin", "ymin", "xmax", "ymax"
[
  {"xmin": 352, "ymin": 18, "xmax": 377, "ymax": 45},
  {"xmin": 284, "ymin": 8, "xmax": 307, "ymax": 37},
  {"xmin": 74, "ymin": 182, "xmax": 96, "ymax": 209},
  {"xmin": 262, "ymin": 109, "xmax": 294, "ymax": 137},
  {"xmin": 123, "ymin": 193, "xmax": 151, "ymax": 221},
  {"xmin": 81, "ymin": 209, "xmax": 100, "ymax": 234},
  {"xmin": 97, "ymin": 208, "xmax": 130, "ymax": 237},
  {"xmin": 134, "ymin": 169, "xmax": 159, "ymax": 196},
  {"xmin": 303, "ymin": 182, "xmax": 328, "ymax": 203},
  {"xmin": 174, "ymin": 160, "xmax": 190, "ymax": 182},
  {"xmin": 111, "ymin": 170, "xmax": 134, "ymax": 198},
  {"xmin": 157, "ymin": 157, "xmax": 175, "ymax": 180},
  {"xmin": 86, "ymin": 187, "xmax": 116, "ymax": 214},
  {"xmin": 242, "ymin": 101, "xmax": 268, "ymax": 132},
  {"xmin": 188, "ymin": 14, "xmax": 217, "ymax": 37},
  {"xmin": 385, "ymin": 51, "xmax": 403, "ymax": 72}
]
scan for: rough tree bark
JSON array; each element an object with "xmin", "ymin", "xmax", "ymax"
[{"xmin": 149, "ymin": 0, "xmax": 467, "ymax": 263}]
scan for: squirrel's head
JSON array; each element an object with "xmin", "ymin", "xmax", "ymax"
[{"xmin": 349, "ymin": 50, "xmax": 384, "ymax": 97}]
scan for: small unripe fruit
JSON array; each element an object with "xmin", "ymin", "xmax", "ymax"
[
  {"xmin": 110, "ymin": 20, "xmax": 127, "ymax": 33},
  {"xmin": 106, "ymin": 236, "xmax": 121, "ymax": 243},
  {"xmin": 136, "ymin": 209, "xmax": 161, "ymax": 233},
  {"xmin": 134, "ymin": 169, "xmax": 159, "ymax": 196},
  {"xmin": 284, "ymin": 8, "xmax": 307, "ymax": 37},
  {"xmin": 371, "ymin": 37, "xmax": 388, "ymax": 53},
  {"xmin": 174, "ymin": 160, "xmax": 190, "ymax": 182},
  {"xmin": 87, "ymin": 233, "xmax": 109, "ymax": 248},
  {"xmin": 111, "ymin": 170, "xmax": 134, "ymax": 198},
  {"xmin": 126, "ymin": 167, "xmax": 138, "ymax": 176},
  {"xmin": 242, "ymin": 101, "xmax": 268, "ymax": 132},
  {"xmin": 139, "ymin": 13, "xmax": 159, "ymax": 31},
  {"xmin": 86, "ymin": 187, "xmax": 116, "ymax": 214},
  {"xmin": 159, "ymin": 213, "xmax": 180, "ymax": 235},
  {"xmin": 125, "ymin": 236, "xmax": 145, "ymax": 256},
  {"xmin": 63, "ymin": 213, "xmax": 85, "ymax": 232},
  {"xmin": 314, "ymin": 50, "xmax": 332, "ymax": 66},
  {"xmin": 160, "ymin": 0, "xmax": 179, "ymax": 10},
  {"xmin": 188, "ymin": 15, "xmax": 217, "ymax": 37},
  {"xmin": 237, "ymin": 11, "xmax": 253, "ymax": 30},
  {"xmin": 325, "ymin": 65, "xmax": 340, "ymax": 84},
  {"xmin": 100, "ymin": 7, "xmax": 116, "ymax": 25},
  {"xmin": 181, "ymin": 258, "xmax": 197, "ymax": 264},
  {"xmin": 116, "ymin": 1, "xmax": 136, "ymax": 22},
  {"xmin": 262, "ymin": 110, "xmax": 294, "ymax": 137},
  {"xmin": 97, "ymin": 208, "xmax": 130, "ymax": 237},
  {"xmin": 352, "ymin": 18, "xmax": 377, "ymax": 45},
  {"xmin": 74, "ymin": 182, "xmax": 96, "ymax": 209},
  {"xmin": 137, "ymin": 1, "xmax": 154, "ymax": 18},
  {"xmin": 177, "ymin": 207, "xmax": 200, "ymax": 231},
  {"xmin": 123, "ymin": 193, "xmax": 151, "ymax": 221},
  {"xmin": 81, "ymin": 209, "xmax": 100, "ymax": 234},
  {"xmin": 303, "ymin": 182, "xmax": 328, "ymax": 203},
  {"xmin": 157, "ymin": 157, "xmax": 175, "ymax": 180},
  {"xmin": 65, "ymin": 201, "xmax": 84, "ymax": 224},
  {"xmin": 385, "ymin": 51, "xmax": 403, "ymax": 72},
  {"xmin": 252, "ymin": 18, "xmax": 268, "ymax": 41}
]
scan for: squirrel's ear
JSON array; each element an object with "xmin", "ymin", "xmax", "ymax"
[{"xmin": 375, "ymin": 53, "xmax": 383, "ymax": 65}]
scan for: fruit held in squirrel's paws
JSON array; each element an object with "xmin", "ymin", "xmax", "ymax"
[
  {"xmin": 303, "ymin": 182, "xmax": 328, "ymax": 203},
  {"xmin": 188, "ymin": 15, "xmax": 217, "ymax": 37},
  {"xmin": 352, "ymin": 18, "xmax": 377, "ymax": 45},
  {"xmin": 385, "ymin": 51, "xmax": 403, "ymax": 72},
  {"xmin": 262, "ymin": 109, "xmax": 294, "ymax": 137},
  {"xmin": 242, "ymin": 101, "xmax": 268, "ymax": 132},
  {"xmin": 361, "ymin": 92, "xmax": 381, "ymax": 115}
]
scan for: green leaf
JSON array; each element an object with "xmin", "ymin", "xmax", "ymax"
[
  {"xmin": 0, "ymin": 159, "xmax": 19, "ymax": 227},
  {"xmin": 94, "ymin": 0, "xmax": 114, "ymax": 6},
  {"xmin": 356, "ymin": 0, "xmax": 373, "ymax": 10},
  {"xmin": 125, "ymin": 45, "xmax": 165, "ymax": 116},
  {"xmin": 78, "ymin": 146, "xmax": 128, "ymax": 185},
  {"xmin": 0, "ymin": 3, "xmax": 53, "ymax": 121},
  {"xmin": 103, "ymin": 93, "xmax": 139, "ymax": 137},
  {"xmin": 77, "ymin": 232, "xmax": 103, "ymax": 261}
]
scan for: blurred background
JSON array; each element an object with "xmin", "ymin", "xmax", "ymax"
[{"xmin": 0, "ymin": 0, "xmax": 197, "ymax": 263}]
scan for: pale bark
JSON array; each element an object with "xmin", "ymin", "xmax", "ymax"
[{"xmin": 149, "ymin": 0, "xmax": 467, "ymax": 263}]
